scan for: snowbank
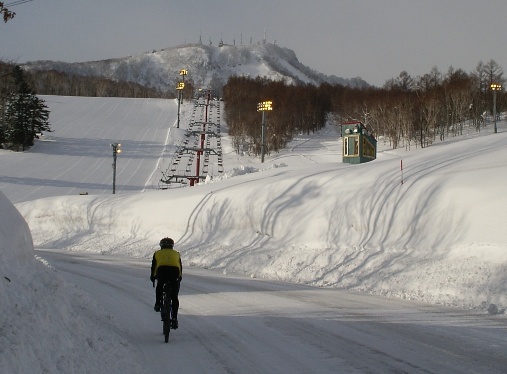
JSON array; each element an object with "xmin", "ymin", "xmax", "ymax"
[{"xmin": 0, "ymin": 191, "xmax": 144, "ymax": 373}]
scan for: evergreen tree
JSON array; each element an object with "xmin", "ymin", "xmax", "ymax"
[
  {"xmin": 0, "ymin": 99, "xmax": 5, "ymax": 145},
  {"xmin": 4, "ymin": 93, "xmax": 29, "ymax": 150},
  {"xmin": 27, "ymin": 94, "xmax": 50, "ymax": 143},
  {"xmin": 2, "ymin": 66, "xmax": 51, "ymax": 150}
]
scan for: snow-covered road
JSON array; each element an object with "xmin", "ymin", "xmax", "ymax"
[{"xmin": 39, "ymin": 249, "xmax": 507, "ymax": 373}]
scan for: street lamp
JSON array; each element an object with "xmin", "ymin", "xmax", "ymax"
[
  {"xmin": 111, "ymin": 143, "xmax": 121, "ymax": 194},
  {"xmin": 257, "ymin": 100, "xmax": 273, "ymax": 163},
  {"xmin": 179, "ymin": 69, "xmax": 187, "ymax": 106},
  {"xmin": 176, "ymin": 82, "xmax": 185, "ymax": 128},
  {"xmin": 491, "ymin": 83, "xmax": 502, "ymax": 134}
]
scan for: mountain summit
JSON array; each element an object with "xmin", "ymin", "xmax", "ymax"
[{"xmin": 24, "ymin": 43, "xmax": 368, "ymax": 93}]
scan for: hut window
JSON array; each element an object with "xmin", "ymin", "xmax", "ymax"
[{"xmin": 344, "ymin": 136, "xmax": 359, "ymax": 156}]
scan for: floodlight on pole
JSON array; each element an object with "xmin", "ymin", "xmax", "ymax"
[
  {"xmin": 257, "ymin": 101, "xmax": 273, "ymax": 163},
  {"xmin": 176, "ymin": 82, "xmax": 185, "ymax": 128},
  {"xmin": 111, "ymin": 143, "xmax": 121, "ymax": 194},
  {"xmin": 491, "ymin": 83, "xmax": 502, "ymax": 134},
  {"xmin": 179, "ymin": 69, "xmax": 187, "ymax": 104}
]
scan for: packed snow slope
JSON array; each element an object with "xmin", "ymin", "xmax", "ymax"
[
  {"xmin": 2, "ymin": 95, "xmax": 507, "ymax": 314},
  {"xmin": 0, "ymin": 96, "xmax": 179, "ymax": 204}
]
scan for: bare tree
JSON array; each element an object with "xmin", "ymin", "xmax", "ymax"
[
  {"xmin": 471, "ymin": 61, "xmax": 488, "ymax": 93},
  {"xmin": 484, "ymin": 59, "xmax": 504, "ymax": 86},
  {"xmin": 0, "ymin": 2, "xmax": 15, "ymax": 22}
]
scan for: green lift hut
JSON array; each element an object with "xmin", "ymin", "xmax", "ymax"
[{"xmin": 341, "ymin": 121, "xmax": 377, "ymax": 164}]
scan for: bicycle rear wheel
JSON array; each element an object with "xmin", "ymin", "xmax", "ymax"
[{"xmin": 163, "ymin": 318, "xmax": 170, "ymax": 343}]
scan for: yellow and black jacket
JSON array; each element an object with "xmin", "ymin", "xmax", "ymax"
[{"xmin": 151, "ymin": 248, "xmax": 182, "ymax": 280}]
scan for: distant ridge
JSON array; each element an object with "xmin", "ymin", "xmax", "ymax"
[{"xmin": 23, "ymin": 43, "xmax": 369, "ymax": 93}]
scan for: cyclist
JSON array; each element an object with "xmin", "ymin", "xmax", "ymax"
[{"xmin": 150, "ymin": 237, "xmax": 182, "ymax": 328}]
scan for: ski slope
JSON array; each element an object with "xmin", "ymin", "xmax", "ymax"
[{"xmin": 0, "ymin": 96, "xmax": 180, "ymax": 203}]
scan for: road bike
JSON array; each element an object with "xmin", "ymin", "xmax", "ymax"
[{"xmin": 161, "ymin": 282, "xmax": 176, "ymax": 343}]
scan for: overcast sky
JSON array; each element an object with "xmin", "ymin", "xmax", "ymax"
[{"xmin": 1, "ymin": 0, "xmax": 506, "ymax": 86}]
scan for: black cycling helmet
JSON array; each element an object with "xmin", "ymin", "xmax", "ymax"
[{"xmin": 159, "ymin": 237, "xmax": 174, "ymax": 249}]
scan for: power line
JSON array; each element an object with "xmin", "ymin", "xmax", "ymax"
[{"xmin": 6, "ymin": 0, "xmax": 34, "ymax": 7}]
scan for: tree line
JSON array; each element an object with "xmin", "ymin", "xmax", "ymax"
[
  {"xmin": 223, "ymin": 60, "xmax": 505, "ymax": 156},
  {"xmin": 223, "ymin": 77, "xmax": 330, "ymax": 156},
  {"xmin": 2, "ymin": 57, "xmax": 503, "ymax": 154},
  {"xmin": 24, "ymin": 67, "xmax": 170, "ymax": 98},
  {"xmin": 334, "ymin": 59, "xmax": 505, "ymax": 149}
]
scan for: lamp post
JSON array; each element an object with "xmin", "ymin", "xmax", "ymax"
[
  {"xmin": 179, "ymin": 69, "xmax": 187, "ymax": 105},
  {"xmin": 257, "ymin": 100, "xmax": 273, "ymax": 163},
  {"xmin": 111, "ymin": 143, "xmax": 121, "ymax": 194},
  {"xmin": 491, "ymin": 83, "xmax": 502, "ymax": 134},
  {"xmin": 176, "ymin": 82, "xmax": 185, "ymax": 128}
]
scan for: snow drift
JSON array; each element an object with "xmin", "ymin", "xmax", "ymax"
[{"xmin": 0, "ymin": 190, "xmax": 144, "ymax": 373}]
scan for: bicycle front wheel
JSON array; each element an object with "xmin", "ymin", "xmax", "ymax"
[
  {"xmin": 162, "ymin": 300, "xmax": 171, "ymax": 342},
  {"xmin": 162, "ymin": 286, "xmax": 172, "ymax": 343},
  {"xmin": 163, "ymin": 317, "xmax": 170, "ymax": 343}
]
